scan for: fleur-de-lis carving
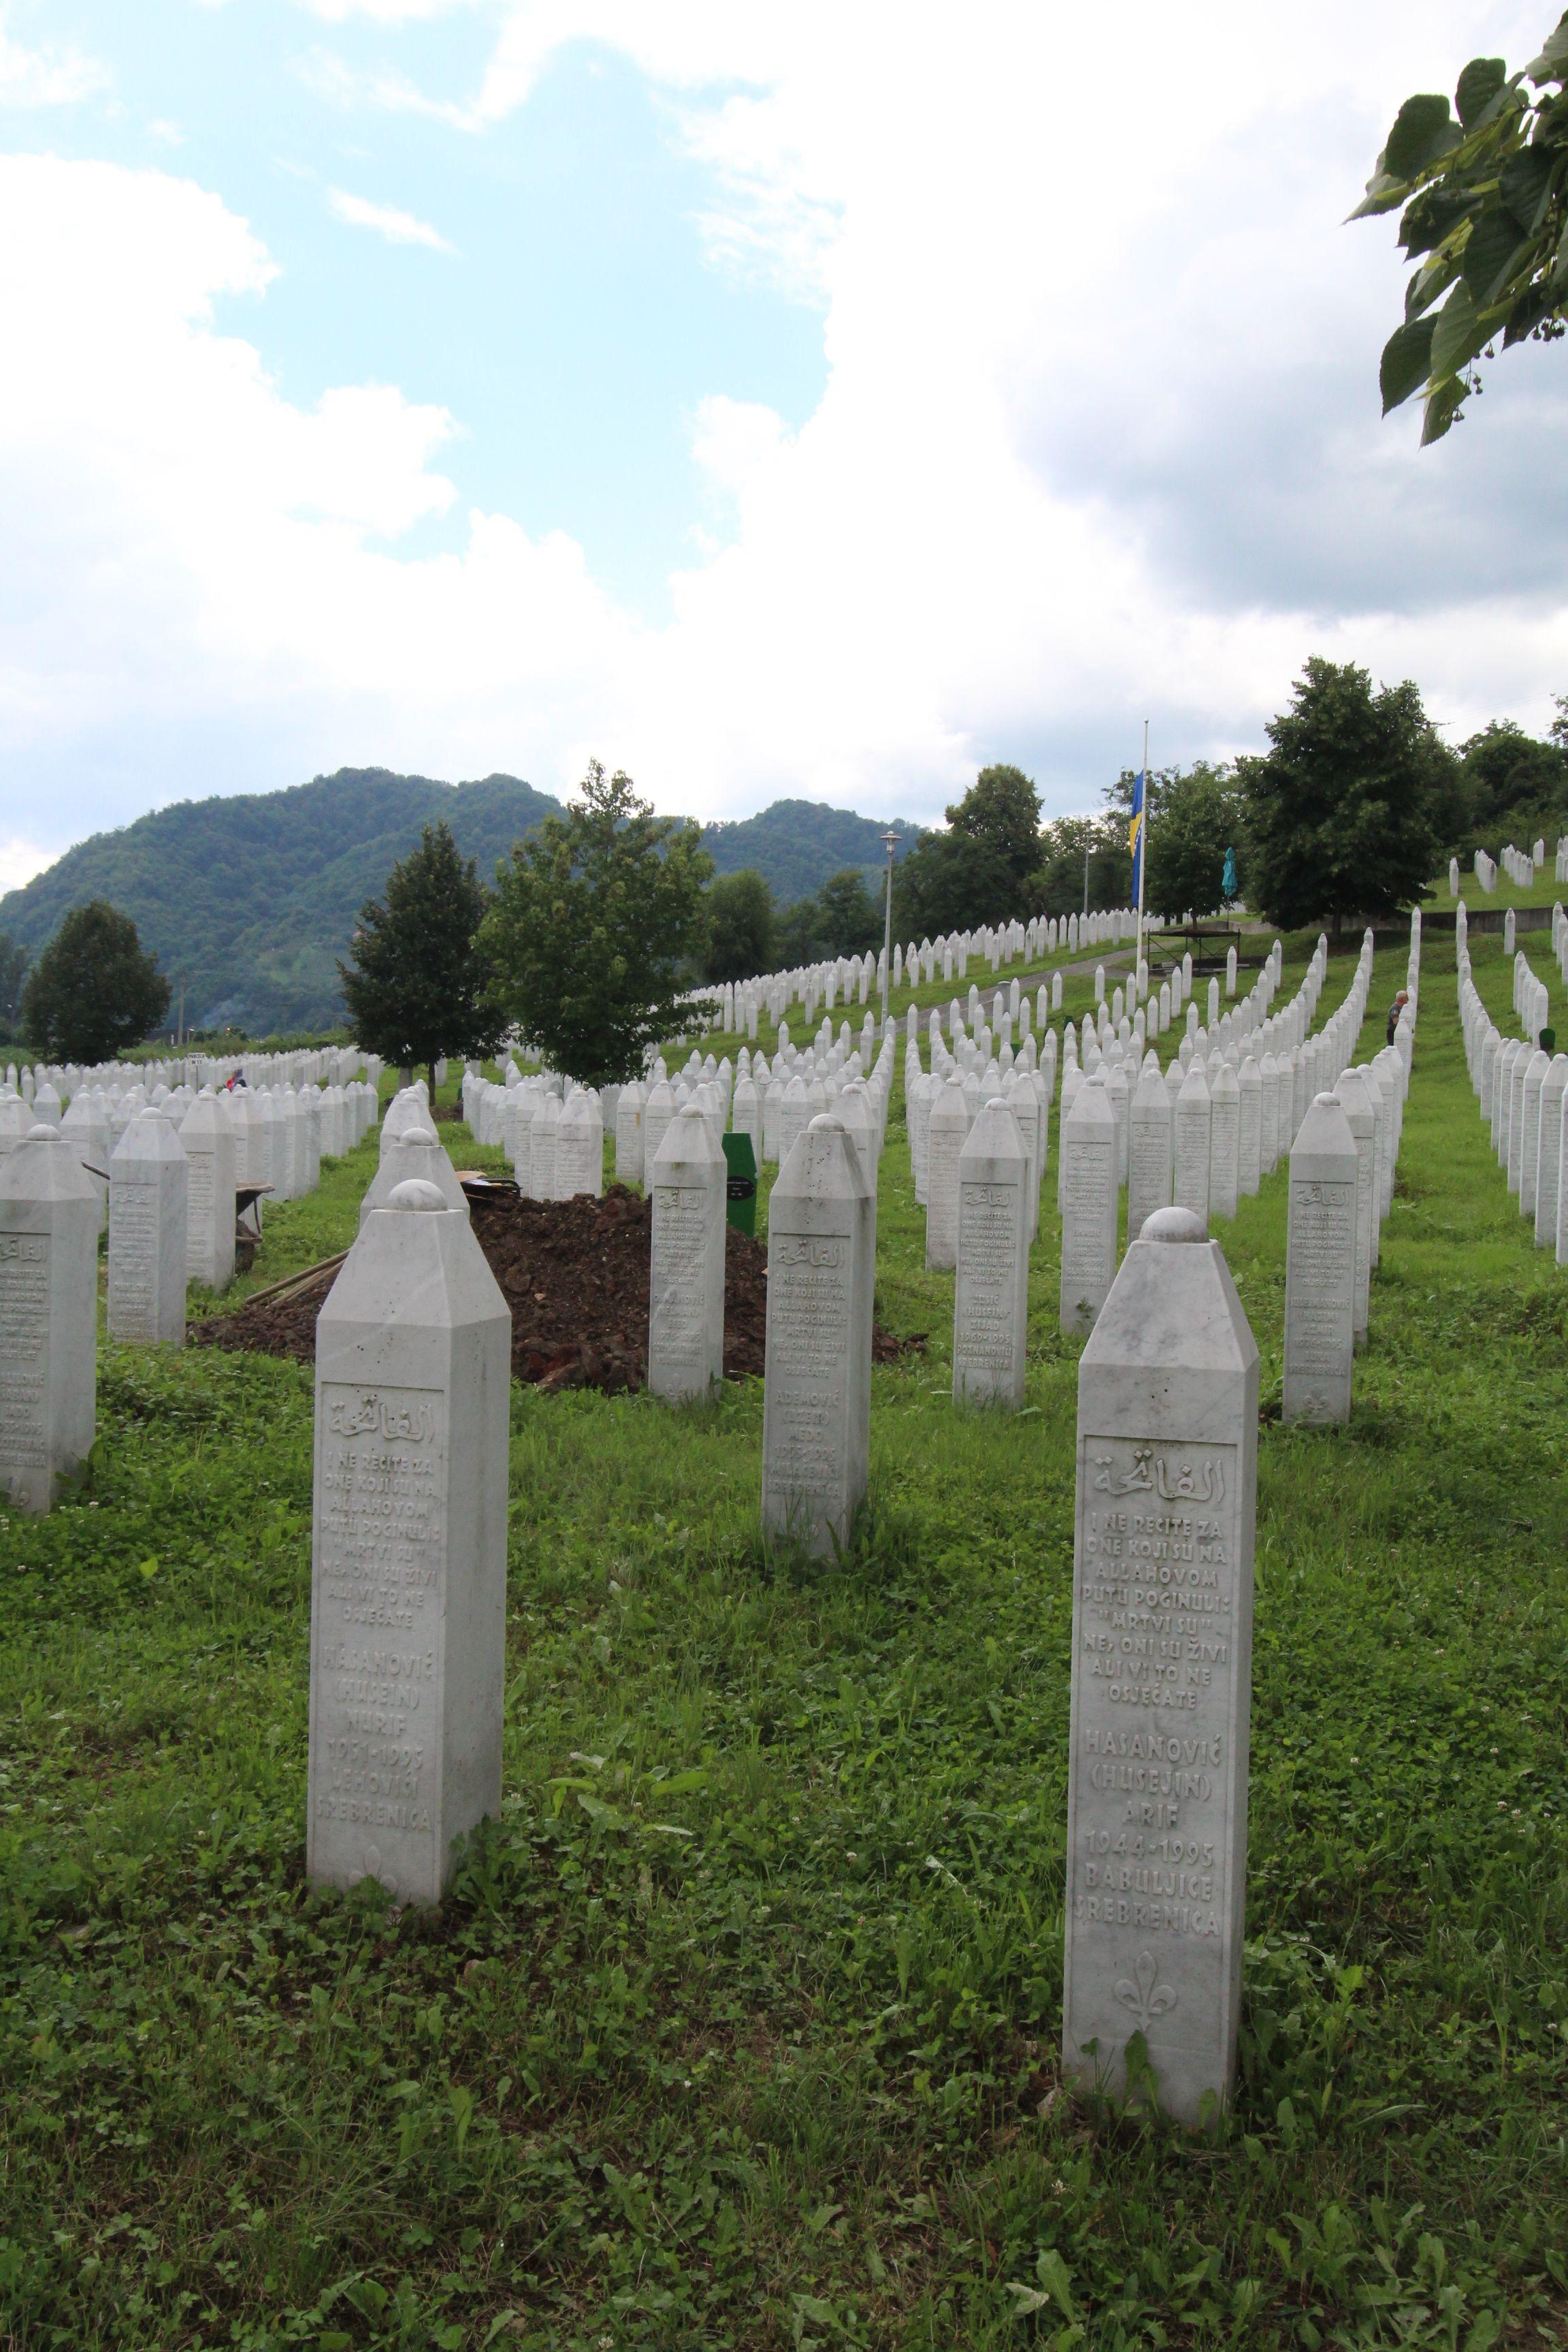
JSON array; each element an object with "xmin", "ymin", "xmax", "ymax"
[
  {"xmin": 353, "ymin": 1843, "xmax": 399, "ymax": 1899},
  {"xmin": 1115, "ymin": 1949, "xmax": 1177, "ymax": 2031}
]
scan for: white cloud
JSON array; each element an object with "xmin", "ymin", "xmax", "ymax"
[
  {"xmin": 0, "ymin": 9, "xmax": 110, "ymax": 107},
  {"xmin": 0, "ymin": 835, "xmax": 57, "ymax": 892},
  {"xmin": 294, "ymin": 45, "xmax": 482, "ymax": 131},
  {"xmin": 3, "ymin": 0, "xmax": 1568, "ymax": 858},
  {"xmin": 327, "ymin": 185, "xmax": 454, "ymax": 250}
]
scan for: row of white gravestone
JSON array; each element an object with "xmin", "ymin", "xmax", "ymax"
[
  {"xmin": 1514, "ymin": 948, "xmax": 1551, "ymax": 1043},
  {"xmin": 708, "ymin": 905, "xmax": 1143, "ymax": 1039},
  {"xmin": 1054, "ymin": 937, "xmax": 1379, "ymax": 1334},
  {"xmin": 0, "ymin": 1074, "xmax": 384, "ymax": 1515},
  {"xmin": 1460, "ymin": 947, "xmax": 1568, "ymax": 1259},
  {"xmin": 301, "ymin": 1131, "xmax": 1262, "ymax": 2130}
]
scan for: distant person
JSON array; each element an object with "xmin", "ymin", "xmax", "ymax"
[{"xmin": 1386, "ymin": 990, "xmax": 1408, "ymax": 1047}]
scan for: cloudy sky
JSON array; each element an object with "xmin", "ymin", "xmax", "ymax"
[{"xmin": 1, "ymin": 0, "xmax": 1565, "ymax": 885}]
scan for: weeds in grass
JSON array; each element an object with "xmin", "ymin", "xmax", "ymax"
[{"xmin": 1, "ymin": 934, "xmax": 1567, "ymax": 2347}]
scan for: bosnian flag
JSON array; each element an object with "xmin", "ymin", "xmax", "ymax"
[{"xmin": 1129, "ymin": 770, "xmax": 1145, "ymax": 907}]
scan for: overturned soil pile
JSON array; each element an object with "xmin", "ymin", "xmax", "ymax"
[{"xmin": 193, "ymin": 1184, "xmax": 922, "ymax": 1395}]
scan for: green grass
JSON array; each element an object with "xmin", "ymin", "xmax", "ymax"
[{"xmin": 3, "ymin": 936, "xmax": 1568, "ymax": 2350}]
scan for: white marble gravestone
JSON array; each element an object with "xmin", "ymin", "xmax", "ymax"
[
  {"xmin": 108, "ymin": 1109, "xmax": 189, "ymax": 1345},
  {"xmin": 180, "ymin": 1088, "xmax": 237, "ymax": 1293},
  {"xmin": 952, "ymin": 1098, "xmax": 1029, "ymax": 1409},
  {"xmin": 1284, "ymin": 1094, "xmax": 1357, "ymax": 1425},
  {"xmin": 532, "ymin": 1092, "xmax": 561, "ymax": 1200},
  {"xmin": 762, "ymin": 1114, "xmax": 875, "ymax": 1556},
  {"xmin": 614, "ymin": 1081, "xmax": 645, "ymax": 1186},
  {"xmin": 1126, "ymin": 1061, "xmax": 1173, "ymax": 1246},
  {"xmin": 555, "ymin": 1090, "xmax": 604, "ymax": 1199},
  {"xmin": 360, "ymin": 1128, "xmax": 470, "ymax": 1228},
  {"xmin": 1207, "ymin": 1064, "xmax": 1240, "ymax": 1222},
  {"xmin": 649, "ymin": 1104, "xmax": 728, "ymax": 1405},
  {"xmin": 1059, "ymin": 1078, "xmax": 1117, "ymax": 1333},
  {"xmin": 308, "ymin": 1175, "xmax": 510, "ymax": 1906},
  {"xmin": 1237, "ymin": 1057, "xmax": 1262, "ymax": 1196},
  {"xmin": 925, "ymin": 1075, "xmax": 970, "ymax": 1271},
  {"xmin": 1535, "ymin": 1055, "xmax": 1568, "ymax": 1250},
  {"xmin": 1171, "ymin": 1064, "xmax": 1211, "ymax": 1224},
  {"xmin": 0, "ymin": 1128, "xmax": 99, "ymax": 1513},
  {"xmin": 1332, "ymin": 1068, "xmax": 1375, "ymax": 1346},
  {"xmin": 1063, "ymin": 1203, "xmax": 1258, "ymax": 2129}
]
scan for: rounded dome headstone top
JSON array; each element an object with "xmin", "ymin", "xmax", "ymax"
[
  {"xmin": 1141, "ymin": 1205, "xmax": 1207, "ymax": 1243},
  {"xmin": 387, "ymin": 1177, "xmax": 449, "ymax": 1213}
]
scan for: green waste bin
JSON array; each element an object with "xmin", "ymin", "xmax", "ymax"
[{"xmin": 721, "ymin": 1132, "xmax": 758, "ymax": 1235}]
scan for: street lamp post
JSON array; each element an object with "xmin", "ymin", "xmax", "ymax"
[{"xmin": 880, "ymin": 831, "xmax": 901, "ymax": 1024}]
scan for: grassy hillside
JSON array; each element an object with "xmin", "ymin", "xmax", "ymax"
[
  {"xmin": 0, "ymin": 779, "xmax": 926, "ymax": 1041},
  {"xmin": 3, "ymin": 930, "xmax": 1567, "ymax": 2345},
  {"xmin": 0, "ymin": 770, "xmax": 563, "ymax": 1039},
  {"xmin": 702, "ymin": 798, "xmax": 922, "ymax": 902}
]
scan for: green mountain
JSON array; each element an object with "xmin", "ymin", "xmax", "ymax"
[
  {"xmin": 703, "ymin": 799, "xmax": 921, "ymax": 903},
  {"xmin": 0, "ymin": 770, "xmax": 563, "ymax": 1037},
  {"xmin": 0, "ymin": 773, "xmax": 927, "ymax": 1038}
]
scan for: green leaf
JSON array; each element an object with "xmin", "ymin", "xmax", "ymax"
[
  {"xmin": 1462, "ymin": 206, "xmax": 1531, "ymax": 306},
  {"xmin": 1524, "ymin": 19, "xmax": 1568, "ymax": 82},
  {"xmin": 1380, "ymin": 316, "xmax": 1436, "ymax": 412},
  {"xmin": 1034, "ymin": 2249, "xmax": 1078, "ymax": 2325},
  {"xmin": 1385, "ymin": 93, "xmax": 1458, "ymax": 180},
  {"xmin": 1455, "ymin": 57, "xmax": 1506, "ymax": 127},
  {"xmin": 1405, "ymin": 254, "xmax": 1458, "ymax": 321},
  {"xmin": 1421, "ymin": 374, "xmax": 1469, "ymax": 444},
  {"xmin": 1430, "ymin": 281, "xmax": 1487, "ymax": 376},
  {"xmin": 1500, "ymin": 147, "xmax": 1558, "ymax": 237}
]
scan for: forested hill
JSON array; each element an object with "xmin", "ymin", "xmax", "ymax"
[
  {"xmin": 703, "ymin": 800, "xmax": 921, "ymax": 902},
  {"xmin": 0, "ymin": 770, "xmax": 562, "ymax": 1037},
  {"xmin": 0, "ymin": 772, "xmax": 927, "ymax": 1037}
]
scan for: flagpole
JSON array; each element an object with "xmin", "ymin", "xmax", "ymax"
[{"xmin": 1137, "ymin": 718, "xmax": 1149, "ymax": 1005}]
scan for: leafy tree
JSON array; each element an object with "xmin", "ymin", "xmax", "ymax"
[
  {"xmin": 1353, "ymin": 15, "xmax": 1568, "ymax": 444},
  {"xmin": 895, "ymin": 764, "xmax": 1042, "ymax": 934},
  {"xmin": 813, "ymin": 870, "xmax": 883, "ymax": 957},
  {"xmin": 1238, "ymin": 658, "xmax": 1450, "ymax": 936},
  {"xmin": 483, "ymin": 762, "xmax": 713, "ymax": 1087},
  {"xmin": 1142, "ymin": 764, "xmax": 1246, "ymax": 919},
  {"xmin": 703, "ymin": 869, "xmax": 777, "ymax": 982},
  {"xmin": 777, "ymin": 870, "xmax": 890, "ymax": 966},
  {"xmin": 1029, "ymin": 816, "xmax": 1130, "ymax": 918},
  {"xmin": 1456, "ymin": 719, "xmax": 1568, "ymax": 839},
  {"xmin": 338, "ymin": 821, "xmax": 502, "ymax": 1094},
  {"xmin": 21, "ymin": 901, "xmax": 171, "ymax": 1062},
  {"xmin": 0, "ymin": 932, "xmax": 27, "ymax": 1036}
]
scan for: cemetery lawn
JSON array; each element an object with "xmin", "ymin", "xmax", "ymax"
[{"xmin": 5, "ymin": 935, "xmax": 1568, "ymax": 2351}]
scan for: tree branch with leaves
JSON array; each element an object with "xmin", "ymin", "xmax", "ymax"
[{"xmin": 1353, "ymin": 14, "xmax": 1568, "ymax": 444}]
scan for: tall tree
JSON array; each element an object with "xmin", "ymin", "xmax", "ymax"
[
  {"xmin": 483, "ymin": 762, "xmax": 713, "ymax": 1087},
  {"xmin": 1458, "ymin": 720, "xmax": 1568, "ymax": 838},
  {"xmin": 1238, "ymin": 658, "xmax": 1449, "ymax": 936},
  {"xmin": 1353, "ymin": 14, "xmax": 1568, "ymax": 444},
  {"xmin": 1141, "ymin": 764, "xmax": 1245, "ymax": 919},
  {"xmin": 21, "ymin": 902, "xmax": 171, "ymax": 1062},
  {"xmin": 895, "ymin": 764, "xmax": 1042, "ymax": 935},
  {"xmin": 338, "ymin": 821, "xmax": 502, "ymax": 1095},
  {"xmin": 703, "ymin": 869, "xmax": 777, "ymax": 983},
  {"xmin": 1030, "ymin": 816, "xmax": 1130, "ymax": 918},
  {"xmin": 0, "ymin": 932, "xmax": 27, "ymax": 1036}
]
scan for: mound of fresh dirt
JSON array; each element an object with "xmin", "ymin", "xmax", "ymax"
[{"xmin": 193, "ymin": 1183, "xmax": 922, "ymax": 1394}]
